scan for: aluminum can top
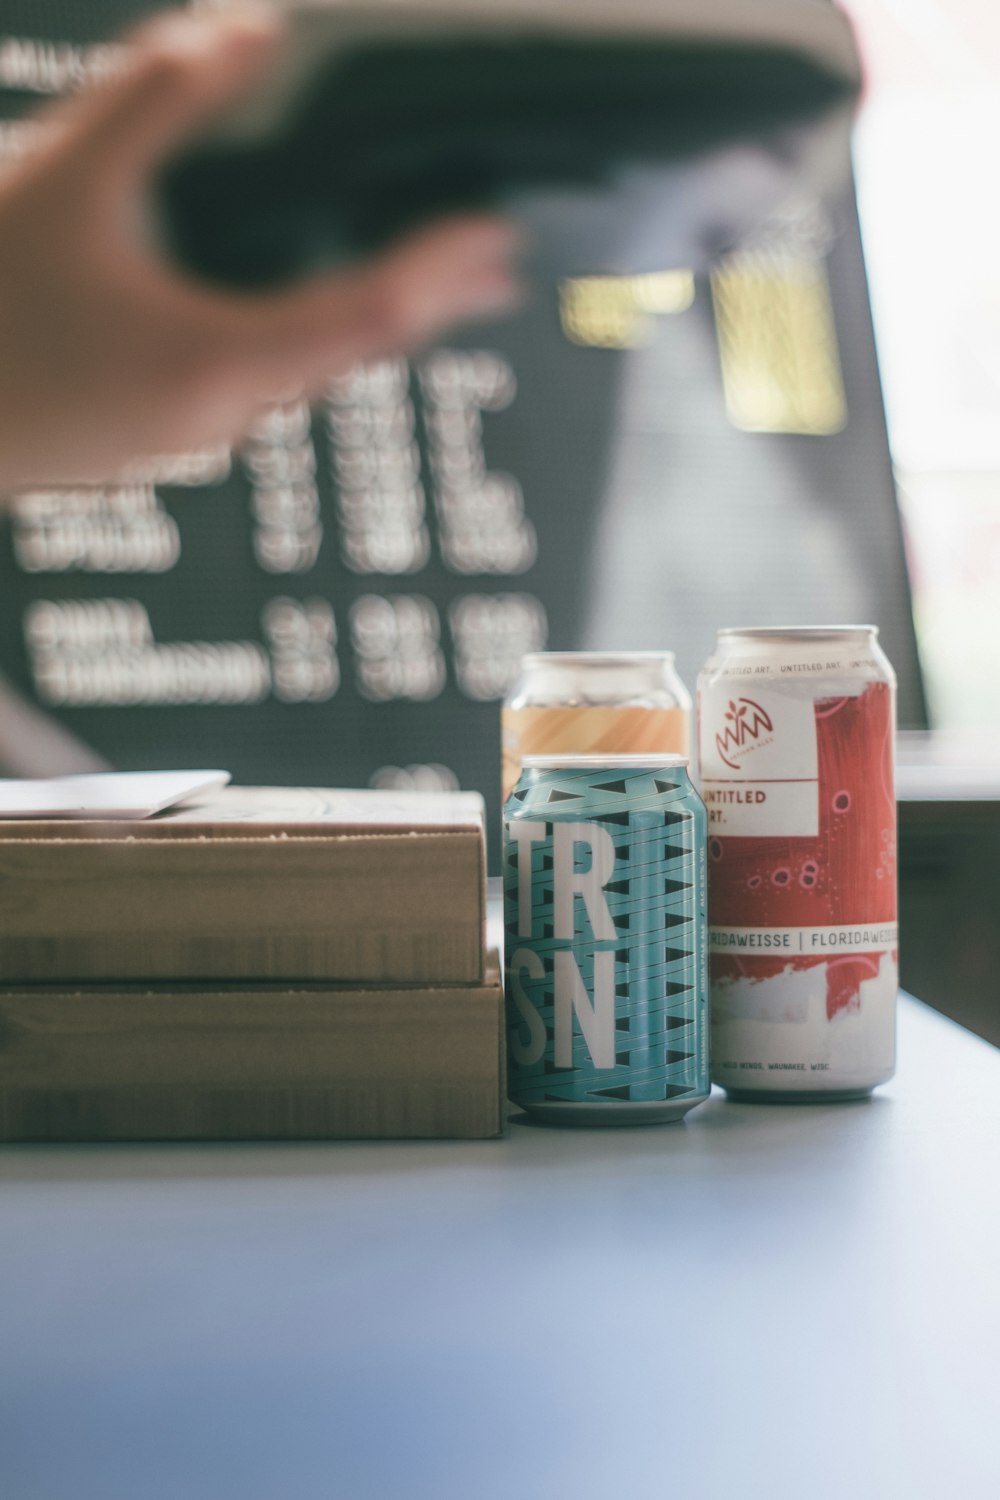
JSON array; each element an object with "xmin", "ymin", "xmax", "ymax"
[
  {"xmin": 704, "ymin": 624, "xmax": 896, "ymax": 689},
  {"xmin": 521, "ymin": 752, "xmax": 689, "ymax": 771},
  {"xmin": 506, "ymin": 651, "xmax": 690, "ymax": 709},
  {"xmin": 519, "ymin": 650, "xmax": 677, "ymax": 668},
  {"xmin": 717, "ymin": 625, "xmax": 878, "ymax": 642}
]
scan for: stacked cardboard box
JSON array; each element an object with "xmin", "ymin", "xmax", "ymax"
[{"xmin": 0, "ymin": 787, "xmax": 504, "ymax": 1142}]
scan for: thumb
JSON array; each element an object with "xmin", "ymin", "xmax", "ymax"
[{"xmin": 63, "ymin": 7, "xmax": 282, "ymax": 188}]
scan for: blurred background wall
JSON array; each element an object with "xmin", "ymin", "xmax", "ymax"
[{"xmin": 0, "ymin": 0, "xmax": 924, "ymax": 824}]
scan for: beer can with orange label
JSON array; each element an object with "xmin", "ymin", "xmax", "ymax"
[{"xmin": 502, "ymin": 652, "xmax": 691, "ymax": 804}]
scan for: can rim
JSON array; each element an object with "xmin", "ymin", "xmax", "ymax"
[
  {"xmin": 519, "ymin": 650, "xmax": 676, "ymax": 667},
  {"xmin": 717, "ymin": 625, "xmax": 878, "ymax": 640},
  {"xmin": 521, "ymin": 753, "xmax": 690, "ymax": 770}
]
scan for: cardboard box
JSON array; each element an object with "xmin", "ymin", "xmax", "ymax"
[
  {"xmin": 0, "ymin": 956, "xmax": 505, "ymax": 1142},
  {"xmin": 0, "ymin": 787, "xmax": 486, "ymax": 984}
]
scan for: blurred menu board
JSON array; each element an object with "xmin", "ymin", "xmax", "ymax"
[{"xmin": 0, "ymin": 2, "xmax": 926, "ymax": 863}]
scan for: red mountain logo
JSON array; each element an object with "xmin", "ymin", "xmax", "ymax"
[{"xmin": 715, "ymin": 698, "xmax": 774, "ymax": 770}]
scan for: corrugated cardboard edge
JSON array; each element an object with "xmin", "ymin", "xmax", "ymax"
[
  {"xmin": 0, "ymin": 828, "xmax": 487, "ymax": 984},
  {"xmin": 0, "ymin": 785, "xmax": 488, "ymax": 838},
  {"xmin": 0, "ymin": 955, "xmax": 504, "ymax": 1143}
]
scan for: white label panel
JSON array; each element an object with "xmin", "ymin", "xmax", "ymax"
[
  {"xmin": 701, "ymin": 778, "xmax": 818, "ymax": 837},
  {"xmin": 699, "ymin": 685, "xmax": 819, "ymax": 837},
  {"xmin": 710, "ymin": 924, "xmax": 899, "ymax": 955},
  {"xmin": 705, "ymin": 650, "xmax": 874, "ymax": 681}
]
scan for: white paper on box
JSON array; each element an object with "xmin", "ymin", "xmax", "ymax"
[
  {"xmin": 0, "ymin": 770, "xmax": 230, "ymax": 820},
  {"xmin": 163, "ymin": 786, "xmax": 486, "ymax": 829}
]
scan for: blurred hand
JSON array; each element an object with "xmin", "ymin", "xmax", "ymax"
[{"xmin": 0, "ymin": 6, "xmax": 521, "ymax": 490}]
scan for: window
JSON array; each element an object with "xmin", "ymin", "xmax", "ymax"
[{"xmin": 847, "ymin": 0, "xmax": 1000, "ymax": 731}]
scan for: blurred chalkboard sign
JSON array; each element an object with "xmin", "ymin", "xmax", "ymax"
[{"xmin": 0, "ymin": 2, "xmax": 926, "ymax": 869}]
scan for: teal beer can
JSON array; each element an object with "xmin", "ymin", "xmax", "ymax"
[{"xmin": 504, "ymin": 753, "xmax": 709, "ymax": 1124}]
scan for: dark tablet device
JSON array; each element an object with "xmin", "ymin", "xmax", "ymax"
[{"xmin": 156, "ymin": 0, "xmax": 861, "ymax": 288}]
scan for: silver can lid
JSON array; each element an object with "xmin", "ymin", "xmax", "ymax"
[
  {"xmin": 522, "ymin": 753, "xmax": 689, "ymax": 771},
  {"xmin": 519, "ymin": 650, "xmax": 676, "ymax": 668},
  {"xmin": 717, "ymin": 625, "xmax": 878, "ymax": 641}
]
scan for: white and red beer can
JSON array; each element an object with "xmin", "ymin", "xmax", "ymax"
[{"xmin": 697, "ymin": 627, "xmax": 897, "ymax": 1099}]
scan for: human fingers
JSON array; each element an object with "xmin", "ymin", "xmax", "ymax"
[
  {"xmin": 238, "ymin": 215, "xmax": 524, "ymax": 390},
  {"xmin": 53, "ymin": 6, "xmax": 282, "ymax": 192}
]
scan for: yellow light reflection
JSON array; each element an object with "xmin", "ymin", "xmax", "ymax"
[
  {"xmin": 710, "ymin": 252, "xmax": 848, "ymax": 436},
  {"xmin": 559, "ymin": 270, "xmax": 695, "ymax": 349}
]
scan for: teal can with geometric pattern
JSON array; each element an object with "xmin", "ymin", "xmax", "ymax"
[{"xmin": 504, "ymin": 753, "xmax": 709, "ymax": 1124}]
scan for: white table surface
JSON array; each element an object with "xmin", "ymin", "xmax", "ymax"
[{"xmin": 2, "ymin": 995, "xmax": 999, "ymax": 1500}]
